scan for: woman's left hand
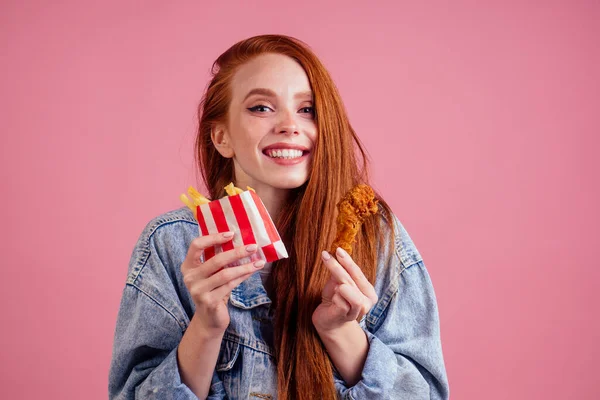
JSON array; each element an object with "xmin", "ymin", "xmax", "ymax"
[{"xmin": 312, "ymin": 247, "xmax": 379, "ymax": 333}]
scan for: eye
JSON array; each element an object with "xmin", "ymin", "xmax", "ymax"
[
  {"xmin": 248, "ymin": 105, "xmax": 273, "ymax": 113},
  {"xmin": 299, "ymin": 106, "xmax": 314, "ymax": 115}
]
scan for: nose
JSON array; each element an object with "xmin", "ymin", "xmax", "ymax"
[{"xmin": 276, "ymin": 110, "xmax": 299, "ymax": 136}]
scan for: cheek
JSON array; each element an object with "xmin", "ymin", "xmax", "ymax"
[
  {"xmin": 238, "ymin": 117, "xmax": 270, "ymax": 143},
  {"xmin": 232, "ymin": 118, "xmax": 264, "ymax": 146},
  {"xmin": 307, "ymin": 127, "xmax": 318, "ymax": 144},
  {"xmin": 230, "ymin": 122, "xmax": 265, "ymax": 153},
  {"xmin": 301, "ymin": 119, "xmax": 317, "ymax": 141}
]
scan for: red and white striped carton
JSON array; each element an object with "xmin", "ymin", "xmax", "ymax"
[{"xmin": 195, "ymin": 190, "xmax": 288, "ymax": 267}]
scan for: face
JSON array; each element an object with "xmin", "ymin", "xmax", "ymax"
[{"xmin": 213, "ymin": 53, "xmax": 317, "ymax": 193}]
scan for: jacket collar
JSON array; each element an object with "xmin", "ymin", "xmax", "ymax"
[{"xmin": 229, "ymin": 271, "xmax": 271, "ymax": 309}]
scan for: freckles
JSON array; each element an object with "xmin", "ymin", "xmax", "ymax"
[
  {"xmin": 241, "ymin": 113, "xmax": 267, "ymax": 128},
  {"xmin": 235, "ymin": 116, "xmax": 262, "ymax": 138}
]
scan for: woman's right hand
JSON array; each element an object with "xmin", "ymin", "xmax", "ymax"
[{"xmin": 180, "ymin": 231, "xmax": 265, "ymax": 334}]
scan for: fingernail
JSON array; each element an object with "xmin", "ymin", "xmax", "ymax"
[
  {"xmin": 246, "ymin": 244, "xmax": 258, "ymax": 252},
  {"xmin": 321, "ymin": 251, "xmax": 331, "ymax": 261},
  {"xmin": 222, "ymin": 232, "xmax": 234, "ymax": 238},
  {"xmin": 254, "ymin": 260, "xmax": 265, "ymax": 268},
  {"xmin": 336, "ymin": 247, "xmax": 346, "ymax": 258}
]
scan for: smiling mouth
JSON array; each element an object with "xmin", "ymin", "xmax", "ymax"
[{"xmin": 263, "ymin": 149, "xmax": 308, "ymax": 159}]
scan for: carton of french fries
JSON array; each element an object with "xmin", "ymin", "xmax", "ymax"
[{"xmin": 180, "ymin": 183, "xmax": 288, "ymax": 267}]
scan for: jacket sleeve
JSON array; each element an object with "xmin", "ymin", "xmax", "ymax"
[
  {"xmin": 108, "ymin": 225, "xmax": 228, "ymax": 399},
  {"xmin": 334, "ymin": 220, "xmax": 450, "ymax": 399}
]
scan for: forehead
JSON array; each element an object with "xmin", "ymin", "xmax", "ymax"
[{"xmin": 230, "ymin": 53, "xmax": 312, "ymax": 99}]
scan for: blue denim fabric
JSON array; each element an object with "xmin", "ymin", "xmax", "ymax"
[{"xmin": 109, "ymin": 206, "xmax": 449, "ymax": 399}]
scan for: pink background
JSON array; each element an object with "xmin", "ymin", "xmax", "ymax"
[{"xmin": 1, "ymin": 1, "xmax": 598, "ymax": 399}]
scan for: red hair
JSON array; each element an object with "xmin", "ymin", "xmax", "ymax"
[{"xmin": 195, "ymin": 34, "xmax": 394, "ymax": 400}]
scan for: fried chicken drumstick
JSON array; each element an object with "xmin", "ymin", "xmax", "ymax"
[{"xmin": 331, "ymin": 184, "xmax": 379, "ymax": 256}]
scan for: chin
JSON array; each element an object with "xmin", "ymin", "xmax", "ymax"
[{"xmin": 269, "ymin": 176, "xmax": 308, "ymax": 190}]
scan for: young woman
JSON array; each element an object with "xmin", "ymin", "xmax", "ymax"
[{"xmin": 109, "ymin": 34, "xmax": 449, "ymax": 400}]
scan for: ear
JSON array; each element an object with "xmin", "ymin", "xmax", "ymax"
[{"xmin": 211, "ymin": 124, "xmax": 234, "ymax": 158}]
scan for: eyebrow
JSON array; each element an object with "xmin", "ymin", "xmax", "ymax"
[{"xmin": 243, "ymin": 88, "xmax": 313, "ymax": 102}]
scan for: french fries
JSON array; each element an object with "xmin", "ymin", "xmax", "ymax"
[
  {"xmin": 180, "ymin": 183, "xmax": 255, "ymax": 220},
  {"xmin": 188, "ymin": 186, "xmax": 209, "ymax": 204},
  {"xmin": 224, "ymin": 182, "xmax": 244, "ymax": 196}
]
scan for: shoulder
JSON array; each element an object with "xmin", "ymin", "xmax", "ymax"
[
  {"xmin": 137, "ymin": 206, "xmax": 197, "ymax": 243},
  {"xmin": 376, "ymin": 206, "xmax": 423, "ymax": 273},
  {"xmin": 367, "ymin": 208, "xmax": 426, "ymax": 329},
  {"xmin": 120, "ymin": 206, "xmax": 200, "ymax": 329},
  {"xmin": 126, "ymin": 206, "xmax": 198, "ymax": 286},
  {"xmin": 112, "ymin": 207, "xmax": 199, "ymax": 335},
  {"xmin": 389, "ymin": 212, "xmax": 423, "ymax": 272}
]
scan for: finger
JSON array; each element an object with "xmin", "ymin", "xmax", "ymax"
[
  {"xmin": 188, "ymin": 259, "xmax": 264, "ymax": 302},
  {"xmin": 338, "ymin": 283, "xmax": 370, "ymax": 320},
  {"xmin": 209, "ymin": 269, "xmax": 255, "ymax": 301},
  {"xmin": 183, "ymin": 232, "xmax": 235, "ymax": 271},
  {"xmin": 335, "ymin": 247, "xmax": 378, "ymax": 303},
  {"xmin": 321, "ymin": 251, "xmax": 354, "ymax": 286},
  {"xmin": 322, "ymin": 276, "xmax": 338, "ymax": 299},
  {"xmin": 331, "ymin": 290, "xmax": 351, "ymax": 315},
  {"xmin": 205, "ymin": 259, "xmax": 265, "ymax": 290},
  {"xmin": 200, "ymin": 243, "xmax": 260, "ymax": 277}
]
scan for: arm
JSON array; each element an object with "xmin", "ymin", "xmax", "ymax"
[
  {"xmin": 109, "ymin": 226, "xmax": 238, "ymax": 399},
  {"xmin": 315, "ymin": 213, "xmax": 450, "ymax": 399},
  {"xmin": 109, "ymin": 221, "xmax": 262, "ymax": 399},
  {"xmin": 108, "ymin": 284, "xmax": 225, "ymax": 399},
  {"xmin": 333, "ymin": 261, "xmax": 450, "ymax": 400},
  {"xmin": 315, "ymin": 320, "xmax": 369, "ymax": 386},
  {"xmin": 177, "ymin": 313, "xmax": 226, "ymax": 399}
]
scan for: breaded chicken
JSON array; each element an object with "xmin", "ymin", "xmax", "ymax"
[{"xmin": 331, "ymin": 184, "xmax": 379, "ymax": 256}]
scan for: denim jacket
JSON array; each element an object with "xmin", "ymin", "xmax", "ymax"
[{"xmin": 109, "ymin": 206, "xmax": 450, "ymax": 399}]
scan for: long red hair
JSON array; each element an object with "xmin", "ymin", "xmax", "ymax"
[{"xmin": 195, "ymin": 34, "xmax": 395, "ymax": 400}]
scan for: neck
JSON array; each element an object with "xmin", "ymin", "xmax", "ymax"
[{"xmin": 255, "ymin": 185, "xmax": 289, "ymax": 222}]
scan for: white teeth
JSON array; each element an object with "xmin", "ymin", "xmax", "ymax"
[{"xmin": 267, "ymin": 149, "xmax": 303, "ymax": 159}]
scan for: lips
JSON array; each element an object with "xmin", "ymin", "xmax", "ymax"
[{"xmin": 262, "ymin": 142, "xmax": 310, "ymax": 153}]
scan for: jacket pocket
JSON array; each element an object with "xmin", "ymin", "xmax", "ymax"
[
  {"xmin": 213, "ymin": 339, "xmax": 242, "ymax": 397},
  {"xmin": 216, "ymin": 338, "xmax": 241, "ymax": 371}
]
